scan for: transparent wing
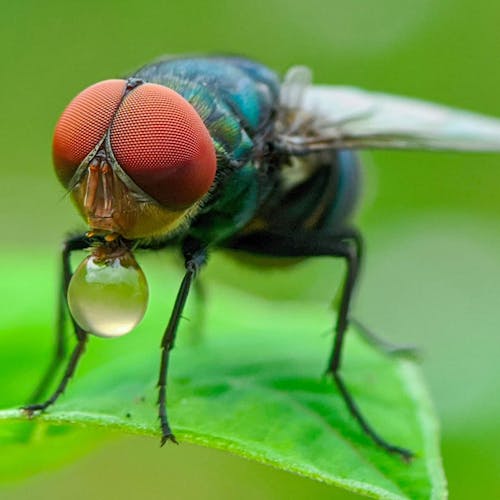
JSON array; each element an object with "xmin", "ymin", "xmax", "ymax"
[{"xmin": 276, "ymin": 66, "xmax": 500, "ymax": 154}]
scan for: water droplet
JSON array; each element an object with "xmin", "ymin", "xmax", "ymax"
[{"xmin": 67, "ymin": 249, "xmax": 148, "ymax": 338}]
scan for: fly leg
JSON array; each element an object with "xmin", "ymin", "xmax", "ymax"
[
  {"xmin": 225, "ymin": 229, "xmax": 413, "ymax": 461},
  {"xmin": 158, "ymin": 242, "xmax": 207, "ymax": 445},
  {"xmin": 335, "ymin": 229, "xmax": 418, "ymax": 359},
  {"xmin": 189, "ymin": 279, "xmax": 207, "ymax": 346},
  {"xmin": 23, "ymin": 234, "xmax": 89, "ymax": 414},
  {"xmin": 350, "ymin": 318, "xmax": 420, "ymax": 359},
  {"xmin": 324, "ymin": 235, "xmax": 412, "ymax": 461}
]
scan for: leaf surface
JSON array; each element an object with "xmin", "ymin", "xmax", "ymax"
[{"xmin": 0, "ymin": 252, "xmax": 446, "ymax": 499}]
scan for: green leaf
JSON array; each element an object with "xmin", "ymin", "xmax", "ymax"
[{"xmin": 0, "ymin": 252, "xmax": 446, "ymax": 499}]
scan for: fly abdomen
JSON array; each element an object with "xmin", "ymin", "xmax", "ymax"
[
  {"xmin": 314, "ymin": 150, "xmax": 362, "ymax": 233},
  {"xmin": 251, "ymin": 150, "xmax": 361, "ymax": 234}
]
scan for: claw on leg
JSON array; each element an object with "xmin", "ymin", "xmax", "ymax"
[
  {"xmin": 21, "ymin": 406, "xmax": 40, "ymax": 418},
  {"xmin": 160, "ymin": 432, "xmax": 179, "ymax": 447}
]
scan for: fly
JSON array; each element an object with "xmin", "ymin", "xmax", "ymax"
[{"xmin": 22, "ymin": 56, "xmax": 500, "ymax": 461}]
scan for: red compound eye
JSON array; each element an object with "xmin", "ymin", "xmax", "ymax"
[
  {"xmin": 110, "ymin": 83, "xmax": 216, "ymax": 209},
  {"xmin": 53, "ymin": 80, "xmax": 127, "ymax": 186}
]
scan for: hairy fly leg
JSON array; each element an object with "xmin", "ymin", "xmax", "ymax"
[
  {"xmin": 157, "ymin": 242, "xmax": 207, "ymax": 445},
  {"xmin": 23, "ymin": 234, "xmax": 90, "ymax": 413},
  {"xmin": 187, "ymin": 279, "xmax": 208, "ymax": 346},
  {"xmin": 225, "ymin": 229, "xmax": 413, "ymax": 461}
]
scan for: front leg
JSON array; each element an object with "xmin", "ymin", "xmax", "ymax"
[
  {"xmin": 24, "ymin": 234, "xmax": 89, "ymax": 412},
  {"xmin": 225, "ymin": 229, "xmax": 413, "ymax": 461},
  {"xmin": 157, "ymin": 242, "xmax": 208, "ymax": 445}
]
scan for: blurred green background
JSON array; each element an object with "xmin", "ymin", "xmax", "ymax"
[{"xmin": 1, "ymin": 0, "xmax": 500, "ymax": 498}]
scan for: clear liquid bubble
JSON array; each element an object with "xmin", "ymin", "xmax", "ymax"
[{"xmin": 67, "ymin": 248, "xmax": 149, "ymax": 338}]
